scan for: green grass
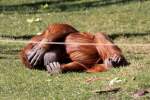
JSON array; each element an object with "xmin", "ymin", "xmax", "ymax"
[{"xmin": 0, "ymin": 0, "xmax": 150, "ymax": 99}]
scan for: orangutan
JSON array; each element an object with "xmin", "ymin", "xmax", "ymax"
[{"xmin": 20, "ymin": 23, "xmax": 128, "ymax": 74}]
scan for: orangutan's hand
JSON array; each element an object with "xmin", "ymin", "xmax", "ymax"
[
  {"xmin": 46, "ymin": 62, "xmax": 62, "ymax": 74},
  {"xmin": 27, "ymin": 41, "xmax": 47, "ymax": 67}
]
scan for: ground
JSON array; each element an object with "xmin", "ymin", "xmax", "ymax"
[{"xmin": 0, "ymin": 0, "xmax": 150, "ymax": 100}]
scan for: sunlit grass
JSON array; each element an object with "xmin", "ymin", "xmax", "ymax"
[{"xmin": 0, "ymin": 0, "xmax": 150, "ymax": 99}]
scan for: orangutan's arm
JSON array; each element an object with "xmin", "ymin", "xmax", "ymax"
[{"xmin": 26, "ymin": 24, "xmax": 78, "ymax": 67}]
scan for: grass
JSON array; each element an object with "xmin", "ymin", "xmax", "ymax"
[{"xmin": 0, "ymin": 0, "xmax": 150, "ymax": 99}]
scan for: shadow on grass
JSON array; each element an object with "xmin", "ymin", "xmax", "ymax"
[
  {"xmin": 0, "ymin": 0, "xmax": 147, "ymax": 14},
  {"xmin": 0, "ymin": 32, "xmax": 149, "ymax": 40},
  {"xmin": 109, "ymin": 32, "xmax": 150, "ymax": 40},
  {"xmin": 0, "ymin": 56, "xmax": 7, "ymax": 59},
  {"xmin": 0, "ymin": 34, "xmax": 34, "ymax": 39}
]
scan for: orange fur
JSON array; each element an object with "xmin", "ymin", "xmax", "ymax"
[
  {"xmin": 61, "ymin": 32, "xmax": 127, "ymax": 72},
  {"xmin": 20, "ymin": 24, "xmax": 78, "ymax": 69},
  {"xmin": 20, "ymin": 24, "xmax": 128, "ymax": 73}
]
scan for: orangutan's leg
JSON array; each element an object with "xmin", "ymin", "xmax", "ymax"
[
  {"xmin": 95, "ymin": 33, "xmax": 128, "ymax": 67},
  {"xmin": 86, "ymin": 64, "xmax": 108, "ymax": 73},
  {"xmin": 45, "ymin": 60, "xmax": 89, "ymax": 74}
]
